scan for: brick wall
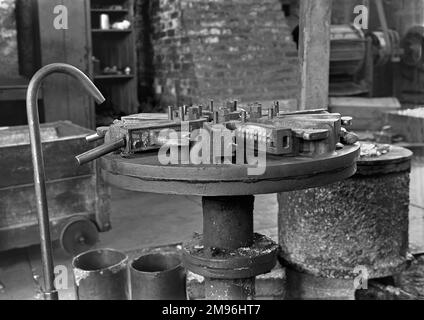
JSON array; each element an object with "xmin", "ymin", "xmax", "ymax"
[{"xmin": 136, "ymin": 0, "xmax": 299, "ymax": 110}]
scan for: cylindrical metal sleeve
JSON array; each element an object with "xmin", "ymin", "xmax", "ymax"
[
  {"xmin": 130, "ymin": 253, "xmax": 186, "ymax": 300},
  {"xmin": 72, "ymin": 249, "xmax": 129, "ymax": 300}
]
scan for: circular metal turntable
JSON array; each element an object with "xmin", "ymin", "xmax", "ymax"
[{"xmin": 100, "ymin": 144, "xmax": 360, "ymax": 196}]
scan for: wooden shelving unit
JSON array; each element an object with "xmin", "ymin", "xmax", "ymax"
[
  {"xmin": 88, "ymin": 0, "xmax": 138, "ymax": 119},
  {"xmin": 91, "ymin": 29, "xmax": 133, "ymax": 33},
  {"xmin": 90, "ymin": 9, "xmax": 129, "ymax": 13},
  {"xmin": 94, "ymin": 74, "xmax": 134, "ymax": 80}
]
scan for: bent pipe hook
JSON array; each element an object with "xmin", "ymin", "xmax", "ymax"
[{"xmin": 26, "ymin": 63, "xmax": 105, "ymax": 300}]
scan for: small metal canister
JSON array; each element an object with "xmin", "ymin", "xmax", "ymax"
[
  {"xmin": 130, "ymin": 253, "xmax": 186, "ymax": 300},
  {"xmin": 72, "ymin": 248, "xmax": 129, "ymax": 300}
]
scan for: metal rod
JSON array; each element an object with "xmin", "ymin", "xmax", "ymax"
[
  {"xmin": 213, "ymin": 111, "xmax": 219, "ymax": 124},
  {"xmin": 274, "ymin": 101, "xmax": 280, "ymax": 115},
  {"xmin": 76, "ymin": 138, "xmax": 125, "ymax": 165},
  {"xmin": 241, "ymin": 110, "xmax": 247, "ymax": 123},
  {"xmin": 233, "ymin": 100, "xmax": 238, "ymax": 112},
  {"xmin": 179, "ymin": 106, "xmax": 185, "ymax": 121},
  {"xmin": 86, "ymin": 133, "xmax": 104, "ymax": 143},
  {"xmin": 168, "ymin": 106, "xmax": 174, "ymax": 120},
  {"xmin": 26, "ymin": 63, "xmax": 104, "ymax": 300}
]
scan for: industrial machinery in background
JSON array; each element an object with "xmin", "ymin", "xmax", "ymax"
[
  {"xmin": 333, "ymin": 0, "xmax": 424, "ymax": 104},
  {"xmin": 400, "ymin": 25, "xmax": 424, "ymax": 105},
  {"xmin": 328, "ymin": 0, "xmax": 405, "ymax": 98},
  {"xmin": 329, "ymin": 23, "xmax": 402, "ymax": 97},
  {"xmin": 282, "ymin": 0, "xmax": 424, "ymax": 103}
]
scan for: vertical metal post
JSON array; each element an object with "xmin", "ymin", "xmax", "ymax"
[
  {"xmin": 202, "ymin": 196, "xmax": 255, "ymax": 300},
  {"xmin": 298, "ymin": 0, "xmax": 332, "ymax": 110}
]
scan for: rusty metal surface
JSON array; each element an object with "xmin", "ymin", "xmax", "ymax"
[
  {"xmin": 278, "ymin": 145, "xmax": 412, "ymax": 279},
  {"xmin": 100, "ymin": 144, "xmax": 359, "ymax": 196}
]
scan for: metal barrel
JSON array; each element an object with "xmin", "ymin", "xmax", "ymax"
[
  {"xmin": 72, "ymin": 248, "xmax": 129, "ymax": 300},
  {"xmin": 130, "ymin": 253, "xmax": 186, "ymax": 300}
]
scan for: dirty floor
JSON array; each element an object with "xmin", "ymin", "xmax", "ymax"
[
  {"xmin": 1, "ymin": 187, "xmax": 423, "ymax": 300},
  {"xmin": 0, "ymin": 188, "xmax": 278, "ymax": 300}
]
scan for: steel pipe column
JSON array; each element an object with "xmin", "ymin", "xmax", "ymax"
[
  {"xmin": 203, "ymin": 196, "xmax": 254, "ymax": 251},
  {"xmin": 203, "ymin": 196, "xmax": 255, "ymax": 300},
  {"xmin": 183, "ymin": 196, "xmax": 278, "ymax": 300}
]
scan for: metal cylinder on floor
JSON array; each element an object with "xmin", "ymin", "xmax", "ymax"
[
  {"xmin": 183, "ymin": 195, "xmax": 278, "ymax": 300},
  {"xmin": 130, "ymin": 253, "xmax": 186, "ymax": 300},
  {"xmin": 72, "ymin": 248, "xmax": 129, "ymax": 300},
  {"xmin": 278, "ymin": 144, "xmax": 412, "ymax": 299}
]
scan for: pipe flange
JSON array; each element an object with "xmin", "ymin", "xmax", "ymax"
[{"xmin": 182, "ymin": 233, "xmax": 279, "ymax": 280}]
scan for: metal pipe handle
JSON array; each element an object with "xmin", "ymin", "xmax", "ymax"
[
  {"xmin": 26, "ymin": 63, "xmax": 104, "ymax": 300},
  {"xmin": 86, "ymin": 126, "xmax": 109, "ymax": 143},
  {"xmin": 76, "ymin": 138, "xmax": 126, "ymax": 165}
]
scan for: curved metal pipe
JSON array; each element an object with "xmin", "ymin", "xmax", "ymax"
[{"xmin": 26, "ymin": 63, "xmax": 105, "ymax": 300}]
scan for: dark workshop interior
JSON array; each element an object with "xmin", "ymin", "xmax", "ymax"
[{"xmin": 0, "ymin": 0, "xmax": 424, "ymax": 302}]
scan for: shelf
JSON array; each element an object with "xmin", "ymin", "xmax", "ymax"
[
  {"xmin": 94, "ymin": 74, "xmax": 134, "ymax": 80},
  {"xmin": 92, "ymin": 29, "xmax": 132, "ymax": 33},
  {"xmin": 89, "ymin": 0, "xmax": 138, "ymax": 115},
  {"xmin": 91, "ymin": 9, "xmax": 129, "ymax": 13}
]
